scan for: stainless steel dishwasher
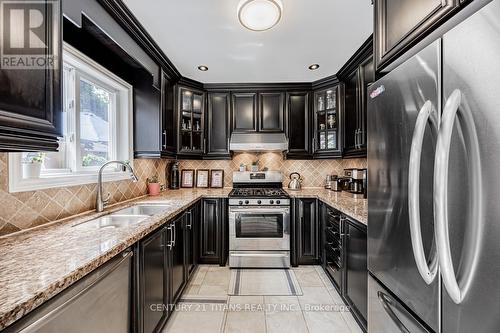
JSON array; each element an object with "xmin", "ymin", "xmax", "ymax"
[{"xmin": 5, "ymin": 250, "xmax": 133, "ymax": 333}]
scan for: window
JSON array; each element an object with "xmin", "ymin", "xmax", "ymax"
[{"xmin": 9, "ymin": 44, "xmax": 134, "ymax": 192}]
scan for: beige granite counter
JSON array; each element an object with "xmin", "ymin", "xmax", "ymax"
[
  {"xmin": 0, "ymin": 187, "xmax": 366, "ymax": 329},
  {"xmin": 286, "ymin": 188, "xmax": 368, "ymax": 225},
  {"xmin": 0, "ymin": 188, "xmax": 230, "ymax": 330}
]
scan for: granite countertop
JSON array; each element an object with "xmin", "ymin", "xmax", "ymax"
[
  {"xmin": 286, "ymin": 188, "xmax": 368, "ymax": 225},
  {"xmin": 0, "ymin": 188, "xmax": 230, "ymax": 330},
  {"xmin": 0, "ymin": 187, "xmax": 367, "ymax": 329}
]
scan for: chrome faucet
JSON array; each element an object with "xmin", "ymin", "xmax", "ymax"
[{"xmin": 96, "ymin": 160, "xmax": 138, "ymax": 212}]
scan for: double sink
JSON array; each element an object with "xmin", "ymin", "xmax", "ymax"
[{"xmin": 72, "ymin": 203, "xmax": 172, "ymax": 230}]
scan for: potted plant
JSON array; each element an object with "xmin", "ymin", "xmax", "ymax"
[
  {"xmin": 147, "ymin": 175, "xmax": 161, "ymax": 196},
  {"xmin": 251, "ymin": 160, "xmax": 259, "ymax": 172},
  {"xmin": 239, "ymin": 163, "xmax": 246, "ymax": 172},
  {"xmin": 22, "ymin": 153, "xmax": 44, "ymax": 178}
]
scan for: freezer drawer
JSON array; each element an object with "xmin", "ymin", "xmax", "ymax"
[{"xmin": 368, "ymin": 274, "xmax": 431, "ymax": 333}]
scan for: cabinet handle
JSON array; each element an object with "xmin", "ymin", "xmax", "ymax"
[
  {"xmin": 162, "ymin": 130, "xmax": 167, "ymax": 149},
  {"xmin": 186, "ymin": 211, "xmax": 192, "ymax": 229},
  {"xmin": 203, "ymin": 138, "xmax": 207, "ymax": 154},
  {"xmin": 355, "ymin": 129, "xmax": 359, "ymax": 149},
  {"xmin": 172, "ymin": 223, "xmax": 176, "ymax": 246},
  {"xmin": 167, "ymin": 226, "xmax": 173, "ymax": 250}
]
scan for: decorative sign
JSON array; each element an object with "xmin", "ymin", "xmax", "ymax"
[
  {"xmin": 181, "ymin": 169, "xmax": 194, "ymax": 188},
  {"xmin": 196, "ymin": 169, "xmax": 209, "ymax": 188},
  {"xmin": 210, "ymin": 169, "xmax": 224, "ymax": 188}
]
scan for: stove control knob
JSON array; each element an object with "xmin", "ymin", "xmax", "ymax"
[
  {"xmin": 245, "ymin": 200, "xmax": 249, "ymax": 205},
  {"xmin": 270, "ymin": 200, "xmax": 274, "ymax": 205},
  {"xmin": 276, "ymin": 200, "xmax": 281, "ymax": 205},
  {"xmin": 239, "ymin": 200, "xmax": 243, "ymax": 205},
  {"xmin": 257, "ymin": 200, "xmax": 262, "ymax": 205}
]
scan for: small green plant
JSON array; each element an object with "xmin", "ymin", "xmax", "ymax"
[
  {"xmin": 82, "ymin": 154, "xmax": 107, "ymax": 167},
  {"xmin": 22, "ymin": 152, "xmax": 44, "ymax": 164},
  {"xmin": 252, "ymin": 159, "xmax": 259, "ymax": 166},
  {"xmin": 147, "ymin": 175, "xmax": 159, "ymax": 184}
]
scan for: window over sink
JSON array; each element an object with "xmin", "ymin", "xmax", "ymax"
[{"xmin": 8, "ymin": 44, "xmax": 134, "ymax": 193}]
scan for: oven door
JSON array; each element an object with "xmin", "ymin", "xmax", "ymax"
[{"xmin": 229, "ymin": 207, "xmax": 290, "ymax": 251}]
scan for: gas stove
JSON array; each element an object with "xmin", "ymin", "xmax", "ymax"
[
  {"xmin": 228, "ymin": 171, "xmax": 291, "ymax": 268},
  {"xmin": 228, "ymin": 171, "xmax": 290, "ymax": 206}
]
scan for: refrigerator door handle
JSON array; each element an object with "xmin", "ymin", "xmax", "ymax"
[
  {"xmin": 434, "ymin": 89, "xmax": 482, "ymax": 305},
  {"xmin": 408, "ymin": 100, "xmax": 439, "ymax": 285}
]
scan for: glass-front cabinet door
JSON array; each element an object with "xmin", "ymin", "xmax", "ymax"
[
  {"xmin": 178, "ymin": 86, "xmax": 205, "ymax": 155},
  {"xmin": 313, "ymin": 86, "xmax": 342, "ymax": 158}
]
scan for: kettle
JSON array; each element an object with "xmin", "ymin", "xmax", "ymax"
[{"xmin": 288, "ymin": 172, "xmax": 302, "ymax": 190}]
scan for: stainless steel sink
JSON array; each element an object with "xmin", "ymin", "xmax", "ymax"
[
  {"xmin": 72, "ymin": 215, "xmax": 148, "ymax": 229},
  {"xmin": 110, "ymin": 204, "xmax": 171, "ymax": 216}
]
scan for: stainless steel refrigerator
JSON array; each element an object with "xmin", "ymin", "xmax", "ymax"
[{"xmin": 367, "ymin": 0, "xmax": 500, "ymax": 332}]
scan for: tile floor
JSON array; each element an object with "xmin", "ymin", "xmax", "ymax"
[{"xmin": 162, "ymin": 265, "xmax": 363, "ymax": 333}]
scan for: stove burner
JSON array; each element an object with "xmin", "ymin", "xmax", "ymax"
[{"xmin": 229, "ymin": 188, "xmax": 289, "ymax": 198}]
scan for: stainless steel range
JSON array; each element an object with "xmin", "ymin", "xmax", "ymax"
[{"xmin": 228, "ymin": 171, "xmax": 290, "ymax": 268}]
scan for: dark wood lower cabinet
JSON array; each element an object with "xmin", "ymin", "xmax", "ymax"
[
  {"xmin": 136, "ymin": 200, "xmax": 206, "ymax": 333},
  {"xmin": 168, "ymin": 215, "xmax": 186, "ymax": 305},
  {"xmin": 343, "ymin": 216, "xmax": 367, "ymax": 331},
  {"xmin": 199, "ymin": 198, "xmax": 227, "ymax": 265},
  {"xmin": 137, "ymin": 227, "xmax": 168, "ymax": 333},
  {"xmin": 295, "ymin": 198, "xmax": 320, "ymax": 265},
  {"xmin": 294, "ymin": 199, "xmax": 367, "ymax": 332}
]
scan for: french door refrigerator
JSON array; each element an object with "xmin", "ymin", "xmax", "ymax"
[{"xmin": 367, "ymin": 0, "xmax": 500, "ymax": 332}]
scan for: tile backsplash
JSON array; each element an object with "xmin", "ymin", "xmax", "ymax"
[
  {"xmin": 0, "ymin": 153, "xmax": 168, "ymax": 236},
  {"xmin": 0, "ymin": 152, "xmax": 365, "ymax": 237},
  {"xmin": 178, "ymin": 153, "xmax": 367, "ymax": 188}
]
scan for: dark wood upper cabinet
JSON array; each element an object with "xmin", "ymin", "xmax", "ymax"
[
  {"xmin": 231, "ymin": 93, "xmax": 258, "ymax": 133},
  {"xmin": 286, "ymin": 92, "xmax": 311, "ymax": 159},
  {"xmin": 312, "ymin": 85, "xmax": 342, "ymax": 159},
  {"xmin": 177, "ymin": 86, "xmax": 205, "ymax": 157},
  {"xmin": 375, "ymin": 0, "xmax": 458, "ymax": 71},
  {"xmin": 0, "ymin": 0, "xmax": 62, "ymax": 152},
  {"xmin": 205, "ymin": 92, "xmax": 231, "ymax": 159},
  {"xmin": 339, "ymin": 39, "xmax": 374, "ymax": 158},
  {"xmin": 259, "ymin": 92, "xmax": 284, "ymax": 132},
  {"xmin": 160, "ymin": 71, "xmax": 176, "ymax": 157}
]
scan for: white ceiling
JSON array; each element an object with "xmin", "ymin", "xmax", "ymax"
[{"xmin": 122, "ymin": 0, "xmax": 373, "ymax": 83}]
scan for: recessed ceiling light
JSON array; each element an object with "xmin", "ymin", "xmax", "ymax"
[
  {"xmin": 308, "ymin": 64, "xmax": 320, "ymax": 70},
  {"xmin": 237, "ymin": 0, "xmax": 283, "ymax": 32},
  {"xmin": 197, "ymin": 65, "xmax": 208, "ymax": 71}
]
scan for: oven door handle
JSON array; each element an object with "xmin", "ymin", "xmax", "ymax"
[{"xmin": 229, "ymin": 208, "xmax": 290, "ymax": 214}]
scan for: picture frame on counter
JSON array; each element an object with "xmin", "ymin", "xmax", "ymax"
[
  {"xmin": 210, "ymin": 169, "xmax": 224, "ymax": 188},
  {"xmin": 196, "ymin": 169, "xmax": 209, "ymax": 188},
  {"xmin": 181, "ymin": 169, "xmax": 194, "ymax": 188}
]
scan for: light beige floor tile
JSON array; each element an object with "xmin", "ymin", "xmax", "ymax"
[
  {"xmin": 303, "ymin": 310, "xmax": 351, "ymax": 333},
  {"xmin": 204, "ymin": 269, "xmax": 231, "ymax": 286},
  {"xmin": 341, "ymin": 311, "xmax": 364, "ymax": 333},
  {"xmin": 182, "ymin": 284, "xmax": 201, "ymax": 296},
  {"xmin": 265, "ymin": 310, "xmax": 309, "ymax": 333},
  {"xmin": 162, "ymin": 305, "xmax": 226, "ymax": 333},
  {"xmin": 224, "ymin": 310, "xmax": 266, "ymax": 333},
  {"xmin": 198, "ymin": 284, "xmax": 229, "ymax": 297},
  {"xmin": 295, "ymin": 268, "xmax": 324, "ymax": 287},
  {"xmin": 299, "ymin": 286, "xmax": 336, "ymax": 309},
  {"xmin": 190, "ymin": 266, "xmax": 209, "ymax": 285},
  {"xmin": 264, "ymin": 296, "xmax": 301, "ymax": 312},
  {"xmin": 327, "ymin": 286, "xmax": 345, "ymax": 305}
]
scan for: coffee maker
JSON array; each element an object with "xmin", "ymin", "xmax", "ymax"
[{"xmin": 344, "ymin": 168, "xmax": 367, "ymax": 199}]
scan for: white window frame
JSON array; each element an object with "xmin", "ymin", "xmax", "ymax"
[{"xmin": 8, "ymin": 43, "xmax": 134, "ymax": 193}]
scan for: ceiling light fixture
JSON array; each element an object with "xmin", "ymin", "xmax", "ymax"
[
  {"xmin": 197, "ymin": 65, "xmax": 208, "ymax": 71},
  {"xmin": 237, "ymin": 0, "xmax": 283, "ymax": 32},
  {"xmin": 308, "ymin": 64, "xmax": 320, "ymax": 70}
]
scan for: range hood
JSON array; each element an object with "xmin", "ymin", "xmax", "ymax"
[{"xmin": 229, "ymin": 133, "xmax": 288, "ymax": 152}]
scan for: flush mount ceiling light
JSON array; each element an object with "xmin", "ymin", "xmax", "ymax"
[
  {"xmin": 197, "ymin": 65, "xmax": 208, "ymax": 71},
  {"xmin": 237, "ymin": 0, "xmax": 283, "ymax": 32},
  {"xmin": 308, "ymin": 64, "xmax": 320, "ymax": 70}
]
